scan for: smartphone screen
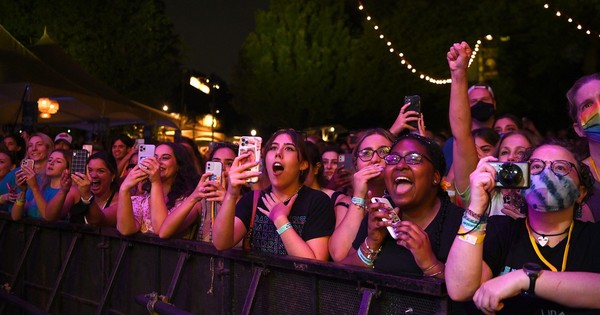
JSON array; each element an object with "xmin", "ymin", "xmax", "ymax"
[{"xmin": 70, "ymin": 150, "xmax": 89, "ymax": 174}]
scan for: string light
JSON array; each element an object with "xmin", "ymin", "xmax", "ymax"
[
  {"xmin": 543, "ymin": 3, "xmax": 600, "ymax": 39},
  {"xmin": 357, "ymin": 1, "xmax": 480, "ymax": 85}
]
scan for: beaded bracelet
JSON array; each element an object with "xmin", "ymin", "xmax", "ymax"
[
  {"xmin": 362, "ymin": 237, "xmax": 382, "ymax": 260},
  {"xmin": 277, "ymin": 222, "xmax": 293, "ymax": 235}
]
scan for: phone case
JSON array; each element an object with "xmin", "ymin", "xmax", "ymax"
[
  {"xmin": 138, "ymin": 144, "xmax": 156, "ymax": 164},
  {"xmin": 70, "ymin": 150, "xmax": 89, "ymax": 174},
  {"xmin": 239, "ymin": 136, "xmax": 262, "ymax": 183},
  {"xmin": 371, "ymin": 197, "xmax": 401, "ymax": 239},
  {"xmin": 338, "ymin": 153, "xmax": 353, "ymax": 170},
  {"xmin": 21, "ymin": 159, "xmax": 34, "ymax": 169},
  {"xmin": 206, "ymin": 161, "xmax": 223, "ymax": 185},
  {"xmin": 404, "ymin": 95, "xmax": 421, "ymax": 129}
]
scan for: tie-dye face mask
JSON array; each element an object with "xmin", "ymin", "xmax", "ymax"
[
  {"xmin": 580, "ymin": 105, "xmax": 600, "ymax": 143},
  {"xmin": 521, "ymin": 168, "xmax": 580, "ymax": 212}
]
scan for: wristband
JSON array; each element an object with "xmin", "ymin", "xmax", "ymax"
[
  {"xmin": 276, "ymin": 222, "xmax": 293, "ymax": 235},
  {"xmin": 357, "ymin": 246, "xmax": 374, "ymax": 266},
  {"xmin": 458, "ymin": 233, "xmax": 485, "ymax": 245},
  {"xmin": 351, "ymin": 196, "xmax": 366, "ymax": 210},
  {"xmin": 81, "ymin": 195, "xmax": 94, "ymax": 205},
  {"xmin": 15, "ymin": 198, "xmax": 25, "ymax": 207}
]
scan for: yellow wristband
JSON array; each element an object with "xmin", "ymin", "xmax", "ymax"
[{"xmin": 458, "ymin": 233, "xmax": 485, "ymax": 245}]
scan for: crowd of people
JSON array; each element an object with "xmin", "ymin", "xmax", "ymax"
[{"xmin": 1, "ymin": 41, "xmax": 600, "ymax": 314}]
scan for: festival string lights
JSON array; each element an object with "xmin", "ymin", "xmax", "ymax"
[
  {"xmin": 357, "ymin": 1, "xmax": 481, "ymax": 85},
  {"xmin": 543, "ymin": 3, "xmax": 600, "ymax": 39}
]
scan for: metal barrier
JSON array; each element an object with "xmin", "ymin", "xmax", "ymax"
[{"xmin": 0, "ymin": 214, "xmax": 450, "ymax": 314}]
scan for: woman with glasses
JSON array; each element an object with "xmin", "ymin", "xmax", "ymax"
[
  {"xmin": 340, "ymin": 133, "xmax": 463, "ymax": 279},
  {"xmin": 329, "ymin": 128, "xmax": 396, "ymax": 262},
  {"xmin": 212, "ymin": 129, "xmax": 335, "ymax": 261},
  {"xmin": 446, "ymin": 139, "xmax": 600, "ymax": 314}
]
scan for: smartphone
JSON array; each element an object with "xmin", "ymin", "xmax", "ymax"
[
  {"xmin": 70, "ymin": 150, "xmax": 89, "ymax": 175},
  {"xmin": 138, "ymin": 144, "xmax": 156, "ymax": 164},
  {"xmin": 82, "ymin": 144, "xmax": 93, "ymax": 156},
  {"xmin": 206, "ymin": 161, "xmax": 223, "ymax": 185},
  {"xmin": 371, "ymin": 197, "xmax": 401, "ymax": 239},
  {"xmin": 135, "ymin": 138, "xmax": 145, "ymax": 147},
  {"xmin": 238, "ymin": 136, "xmax": 262, "ymax": 183},
  {"xmin": 338, "ymin": 153, "xmax": 354, "ymax": 171},
  {"xmin": 404, "ymin": 95, "xmax": 422, "ymax": 129},
  {"xmin": 21, "ymin": 158, "xmax": 34, "ymax": 169}
]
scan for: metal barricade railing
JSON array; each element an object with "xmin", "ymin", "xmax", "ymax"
[{"xmin": 0, "ymin": 214, "xmax": 449, "ymax": 314}]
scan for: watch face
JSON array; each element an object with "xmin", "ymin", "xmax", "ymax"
[{"xmin": 523, "ymin": 262, "xmax": 543, "ymax": 273}]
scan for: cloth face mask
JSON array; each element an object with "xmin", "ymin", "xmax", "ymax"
[
  {"xmin": 580, "ymin": 105, "xmax": 600, "ymax": 143},
  {"xmin": 471, "ymin": 101, "xmax": 495, "ymax": 122},
  {"xmin": 522, "ymin": 168, "xmax": 580, "ymax": 212}
]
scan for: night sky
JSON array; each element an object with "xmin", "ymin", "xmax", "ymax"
[{"xmin": 164, "ymin": 1, "xmax": 269, "ymax": 82}]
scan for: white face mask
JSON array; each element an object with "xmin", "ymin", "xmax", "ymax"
[{"xmin": 522, "ymin": 168, "xmax": 580, "ymax": 212}]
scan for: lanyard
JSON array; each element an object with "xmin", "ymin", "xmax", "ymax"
[
  {"xmin": 525, "ymin": 218, "xmax": 574, "ymax": 272},
  {"xmin": 590, "ymin": 157, "xmax": 600, "ymax": 181}
]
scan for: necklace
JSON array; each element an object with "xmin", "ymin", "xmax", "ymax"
[
  {"xmin": 282, "ymin": 185, "xmax": 303, "ymax": 204},
  {"xmin": 525, "ymin": 218, "xmax": 574, "ymax": 272},
  {"xmin": 590, "ymin": 157, "xmax": 600, "ymax": 181},
  {"xmin": 526, "ymin": 218, "xmax": 570, "ymax": 247}
]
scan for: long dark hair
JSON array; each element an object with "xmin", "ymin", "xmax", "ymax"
[{"xmin": 143, "ymin": 142, "xmax": 200, "ymax": 209}]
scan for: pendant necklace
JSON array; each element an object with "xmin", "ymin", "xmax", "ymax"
[
  {"xmin": 525, "ymin": 218, "xmax": 574, "ymax": 272},
  {"xmin": 526, "ymin": 218, "xmax": 569, "ymax": 247}
]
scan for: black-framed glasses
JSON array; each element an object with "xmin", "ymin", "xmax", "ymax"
[
  {"xmin": 384, "ymin": 152, "xmax": 432, "ymax": 165},
  {"xmin": 529, "ymin": 159, "xmax": 577, "ymax": 177},
  {"xmin": 357, "ymin": 146, "xmax": 391, "ymax": 162}
]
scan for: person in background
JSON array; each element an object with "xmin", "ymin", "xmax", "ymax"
[
  {"xmin": 493, "ymin": 114, "xmax": 522, "ymax": 137},
  {"xmin": 70, "ymin": 151, "xmax": 119, "ymax": 226},
  {"xmin": 445, "ymin": 139, "xmax": 600, "ymax": 314},
  {"xmin": 0, "ymin": 148, "xmax": 17, "ymax": 211},
  {"xmin": 53, "ymin": 132, "xmax": 73, "ymax": 150},
  {"xmin": 566, "ymin": 73, "xmax": 600, "ymax": 222},
  {"xmin": 3, "ymin": 133, "xmax": 26, "ymax": 165},
  {"xmin": 176, "ymin": 136, "xmax": 204, "ymax": 175},
  {"xmin": 212, "ymin": 129, "xmax": 334, "ymax": 261},
  {"xmin": 321, "ymin": 145, "xmax": 340, "ymax": 182},
  {"xmin": 111, "ymin": 134, "xmax": 136, "ymax": 177},
  {"xmin": 329, "ymin": 128, "xmax": 395, "ymax": 262},
  {"xmin": 12, "ymin": 149, "xmax": 79, "ymax": 221},
  {"xmin": 159, "ymin": 142, "xmax": 239, "ymax": 241},
  {"xmin": 117, "ymin": 143, "xmax": 199, "ymax": 237}
]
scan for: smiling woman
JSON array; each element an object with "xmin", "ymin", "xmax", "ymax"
[{"xmin": 341, "ymin": 134, "xmax": 464, "ymax": 279}]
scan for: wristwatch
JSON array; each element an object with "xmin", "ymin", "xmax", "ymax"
[{"xmin": 522, "ymin": 262, "xmax": 543, "ymax": 296}]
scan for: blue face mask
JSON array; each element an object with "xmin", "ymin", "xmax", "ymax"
[{"xmin": 522, "ymin": 168, "xmax": 580, "ymax": 212}]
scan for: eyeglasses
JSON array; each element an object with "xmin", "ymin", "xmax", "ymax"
[
  {"xmin": 384, "ymin": 152, "xmax": 432, "ymax": 165},
  {"xmin": 357, "ymin": 146, "xmax": 391, "ymax": 162},
  {"xmin": 529, "ymin": 159, "xmax": 577, "ymax": 177}
]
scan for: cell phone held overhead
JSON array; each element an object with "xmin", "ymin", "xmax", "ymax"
[
  {"xmin": 238, "ymin": 136, "xmax": 262, "ymax": 183},
  {"xmin": 404, "ymin": 94, "xmax": 421, "ymax": 129}
]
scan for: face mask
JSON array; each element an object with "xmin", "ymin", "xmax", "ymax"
[
  {"xmin": 580, "ymin": 106, "xmax": 600, "ymax": 143},
  {"xmin": 522, "ymin": 168, "xmax": 580, "ymax": 212},
  {"xmin": 471, "ymin": 101, "xmax": 495, "ymax": 122}
]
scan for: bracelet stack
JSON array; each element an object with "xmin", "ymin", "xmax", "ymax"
[
  {"xmin": 15, "ymin": 198, "xmax": 25, "ymax": 207},
  {"xmin": 358, "ymin": 237, "xmax": 381, "ymax": 267},
  {"xmin": 351, "ymin": 196, "xmax": 367, "ymax": 211},
  {"xmin": 457, "ymin": 208, "xmax": 487, "ymax": 245},
  {"xmin": 422, "ymin": 262, "xmax": 444, "ymax": 277}
]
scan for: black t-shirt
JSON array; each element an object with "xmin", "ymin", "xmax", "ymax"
[
  {"xmin": 236, "ymin": 185, "xmax": 335, "ymax": 255},
  {"xmin": 352, "ymin": 196, "xmax": 464, "ymax": 275},
  {"xmin": 483, "ymin": 216, "xmax": 600, "ymax": 314}
]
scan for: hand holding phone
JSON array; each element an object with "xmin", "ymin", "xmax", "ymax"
[
  {"xmin": 70, "ymin": 150, "xmax": 89, "ymax": 175},
  {"xmin": 371, "ymin": 197, "xmax": 401, "ymax": 239},
  {"xmin": 404, "ymin": 95, "xmax": 422, "ymax": 129},
  {"xmin": 21, "ymin": 158, "xmax": 34, "ymax": 170},
  {"xmin": 238, "ymin": 136, "xmax": 262, "ymax": 183},
  {"xmin": 138, "ymin": 144, "xmax": 156, "ymax": 165}
]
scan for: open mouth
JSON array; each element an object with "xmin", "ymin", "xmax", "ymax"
[
  {"xmin": 394, "ymin": 176, "xmax": 412, "ymax": 184},
  {"xmin": 393, "ymin": 176, "xmax": 414, "ymax": 194},
  {"xmin": 272, "ymin": 162, "xmax": 284, "ymax": 175}
]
